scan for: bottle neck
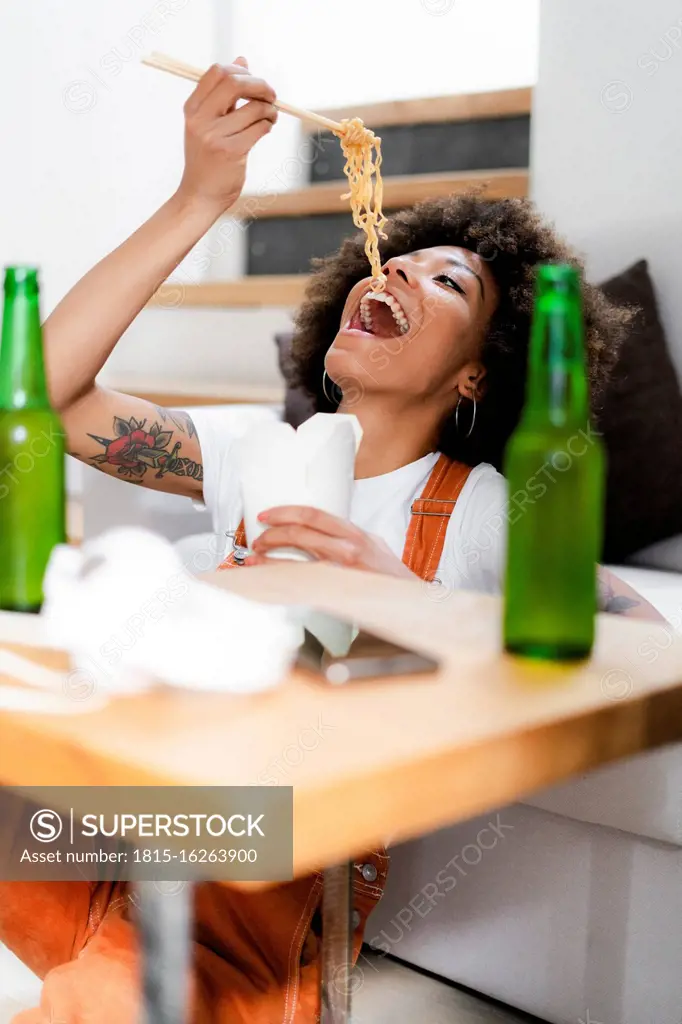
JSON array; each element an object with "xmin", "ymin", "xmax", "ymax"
[
  {"xmin": 524, "ymin": 289, "xmax": 589, "ymax": 428},
  {"xmin": 0, "ymin": 286, "xmax": 50, "ymax": 409}
]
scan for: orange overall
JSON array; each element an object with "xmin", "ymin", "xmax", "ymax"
[{"xmin": 0, "ymin": 454, "xmax": 470, "ymax": 1024}]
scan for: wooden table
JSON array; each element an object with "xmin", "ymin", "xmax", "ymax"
[{"xmin": 1, "ymin": 562, "xmax": 682, "ymax": 1022}]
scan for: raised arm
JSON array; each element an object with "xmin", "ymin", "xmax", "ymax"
[{"xmin": 45, "ymin": 57, "xmax": 277, "ymax": 498}]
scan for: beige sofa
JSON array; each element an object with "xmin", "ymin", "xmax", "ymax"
[{"xmin": 370, "ymin": 567, "xmax": 682, "ymax": 1024}]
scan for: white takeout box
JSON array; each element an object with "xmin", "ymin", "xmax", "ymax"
[{"xmin": 232, "ymin": 413, "xmax": 363, "ymax": 560}]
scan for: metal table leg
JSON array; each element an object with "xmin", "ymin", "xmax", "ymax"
[
  {"xmin": 320, "ymin": 862, "xmax": 353, "ymax": 1024},
  {"xmin": 137, "ymin": 881, "xmax": 194, "ymax": 1024}
]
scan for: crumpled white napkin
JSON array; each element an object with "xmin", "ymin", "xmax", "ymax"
[
  {"xmin": 40, "ymin": 527, "xmax": 301, "ymax": 696},
  {"xmin": 233, "ymin": 412, "xmax": 363, "ymax": 558}
]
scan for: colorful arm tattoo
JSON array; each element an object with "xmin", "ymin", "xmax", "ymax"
[{"xmin": 87, "ymin": 412, "xmax": 202, "ymax": 482}]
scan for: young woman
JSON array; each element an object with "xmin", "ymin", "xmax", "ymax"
[
  {"xmin": 1, "ymin": 58, "xmax": 661, "ymax": 1024},
  {"xmin": 39, "ymin": 59, "xmax": 656, "ymax": 617}
]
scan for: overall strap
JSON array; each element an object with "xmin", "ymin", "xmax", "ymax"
[{"xmin": 402, "ymin": 454, "xmax": 473, "ymax": 582}]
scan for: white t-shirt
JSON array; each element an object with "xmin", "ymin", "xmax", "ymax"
[{"xmin": 192, "ymin": 411, "xmax": 508, "ymax": 596}]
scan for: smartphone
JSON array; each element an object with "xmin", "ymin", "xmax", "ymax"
[{"xmin": 294, "ymin": 609, "xmax": 440, "ymax": 684}]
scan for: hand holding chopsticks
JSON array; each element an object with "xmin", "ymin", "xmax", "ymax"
[{"xmin": 142, "ymin": 52, "xmax": 344, "ymax": 134}]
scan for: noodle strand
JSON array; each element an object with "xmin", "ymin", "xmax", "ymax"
[{"xmin": 334, "ymin": 117, "xmax": 388, "ymax": 292}]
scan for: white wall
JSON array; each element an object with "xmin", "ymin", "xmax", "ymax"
[
  {"xmin": 232, "ymin": 0, "xmax": 540, "ymax": 195},
  {"xmin": 233, "ymin": 0, "xmax": 539, "ymax": 109},
  {"xmin": 0, "ymin": 0, "xmax": 215, "ymax": 315},
  {"xmin": 532, "ymin": 0, "xmax": 682, "ymax": 376}
]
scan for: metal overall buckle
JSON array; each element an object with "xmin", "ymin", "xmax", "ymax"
[{"xmin": 226, "ymin": 531, "xmax": 250, "ymax": 565}]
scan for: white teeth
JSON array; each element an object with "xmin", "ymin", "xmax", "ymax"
[
  {"xmin": 360, "ymin": 300, "xmax": 374, "ymax": 333},
  {"xmin": 358, "ymin": 291, "xmax": 409, "ymax": 335}
]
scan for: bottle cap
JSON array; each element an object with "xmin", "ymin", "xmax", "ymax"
[
  {"xmin": 536, "ymin": 263, "xmax": 580, "ymax": 297},
  {"xmin": 4, "ymin": 267, "xmax": 40, "ymax": 297}
]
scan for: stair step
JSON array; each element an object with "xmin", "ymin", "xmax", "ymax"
[
  {"xmin": 308, "ymin": 116, "xmax": 530, "ymax": 184},
  {"xmin": 151, "ymin": 276, "xmax": 308, "ymax": 310},
  {"xmin": 304, "ymin": 88, "xmax": 532, "ymax": 185},
  {"xmin": 307, "ymin": 87, "xmax": 533, "ymax": 132},
  {"xmin": 233, "ymin": 169, "xmax": 528, "ymax": 221},
  {"xmin": 108, "ymin": 377, "xmax": 285, "ymax": 406}
]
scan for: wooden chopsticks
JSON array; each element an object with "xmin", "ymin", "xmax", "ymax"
[{"xmin": 141, "ymin": 52, "xmax": 345, "ymax": 134}]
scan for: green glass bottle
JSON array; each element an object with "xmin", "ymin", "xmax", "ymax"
[
  {"xmin": 0, "ymin": 267, "xmax": 66, "ymax": 611},
  {"xmin": 503, "ymin": 264, "xmax": 605, "ymax": 661}
]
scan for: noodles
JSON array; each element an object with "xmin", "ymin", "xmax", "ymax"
[{"xmin": 333, "ymin": 117, "xmax": 388, "ymax": 292}]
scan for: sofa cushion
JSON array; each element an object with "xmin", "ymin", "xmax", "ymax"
[
  {"xmin": 628, "ymin": 533, "xmax": 682, "ymax": 574},
  {"xmin": 525, "ymin": 746, "xmax": 682, "ymax": 846},
  {"xmin": 608, "ymin": 564, "xmax": 682, "ymax": 627},
  {"xmin": 598, "ymin": 260, "xmax": 682, "ymax": 562}
]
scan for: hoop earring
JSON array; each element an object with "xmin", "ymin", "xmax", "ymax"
[
  {"xmin": 322, "ymin": 370, "xmax": 340, "ymax": 406},
  {"xmin": 455, "ymin": 394, "xmax": 477, "ymax": 438}
]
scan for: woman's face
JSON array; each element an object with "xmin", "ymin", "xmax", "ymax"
[{"xmin": 325, "ymin": 245, "xmax": 499, "ymax": 406}]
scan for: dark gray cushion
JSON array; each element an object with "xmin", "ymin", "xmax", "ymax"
[
  {"xmin": 274, "ymin": 332, "xmax": 315, "ymax": 429},
  {"xmin": 598, "ymin": 260, "xmax": 682, "ymax": 562}
]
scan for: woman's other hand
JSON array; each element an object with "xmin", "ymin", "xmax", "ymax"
[
  {"xmin": 246, "ymin": 506, "xmax": 416, "ymax": 579},
  {"xmin": 177, "ymin": 56, "xmax": 277, "ymax": 216}
]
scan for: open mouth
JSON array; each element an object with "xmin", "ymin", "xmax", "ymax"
[{"xmin": 346, "ymin": 290, "xmax": 410, "ymax": 338}]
